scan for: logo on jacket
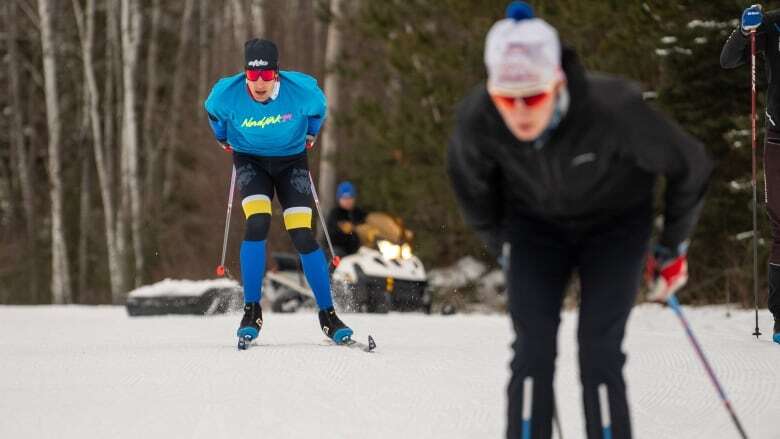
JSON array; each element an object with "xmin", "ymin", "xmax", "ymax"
[
  {"xmin": 241, "ymin": 113, "xmax": 293, "ymax": 129},
  {"xmin": 248, "ymin": 59, "xmax": 269, "ymax": 67}
]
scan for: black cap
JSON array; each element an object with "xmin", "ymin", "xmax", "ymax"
[{"xmin": 244, "ymin": 38, "xmax": 278, "ymax": 70}]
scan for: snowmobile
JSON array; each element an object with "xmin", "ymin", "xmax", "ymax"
[
  {"xmin": 264, "ymin": 212, "xmax": 431, "ymax": 313},
  {"xmin": 125, "ymin": 278, "xmax": 243, "ymax": 316}
]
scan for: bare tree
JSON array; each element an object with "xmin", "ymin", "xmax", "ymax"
[
  {"xmin": 6, "ymin": 0, "xmax": 40, "ymax": 301},
  {"xmin": 38, "ymin": 0, "xmax": 73, "ymax": 304},
  {"xmin": 121, "ymin": 0, "xmax": 144, "ymax": 288},
  {"xmin": 142, "ymin": 0, "xmax": 162, "ymax": 205},
  {"xmin": 317, "ymin": 0, "xmax": 343, "ymax": 219},
  {"xmin": 72, "ymin": 0, "xmax": 126, "ymax": 300},
  {"xmin": 77, "ymin": 129, "xmax": 92, "ymax": 300},
  {"xmin": 198, "ymin": 0, "xmax": 211, "ymax": 101},
  {"xmin": 230, "ymin": 0, "xmax": 248, "ymax": 50},
  {"xmin": 162, "ymin": 0, "xmax": 195, "ymax": 203},
  {"xmin": 251, "ymin": 0, "xmax": 265, "ymax": 37}
]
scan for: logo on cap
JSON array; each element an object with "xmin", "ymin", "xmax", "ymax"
[{"xmin": 248, "ymin": 59, "xmax": 269, "ymax": 67}]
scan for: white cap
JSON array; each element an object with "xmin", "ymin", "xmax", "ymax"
[{"xmin": 484, "ymin": 18, "xmax": 562, "ymax": 96}]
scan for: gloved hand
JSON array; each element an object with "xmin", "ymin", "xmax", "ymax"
[
  {"xmin": 305, "ymin": 134, "xmax": 316, "ymax": 150},
  {"xmin": 218, "ymin": 141, "xmax": 232, "ymax": 153},
  {"xmin": 742, "ymin": 4, "xmax": 763, "ymax": 34},
  {"xmin": 337, "ymin": 221, "xmax": 354, "ymax": 234},
  {"xmin": 645, "ymin": 243, "xmax": 689, "ymax": 303}
]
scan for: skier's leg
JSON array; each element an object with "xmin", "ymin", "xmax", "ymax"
[
  {"xmin": 274, "ymin": 154, "xmax": 333, "ymax": 309},
  {"xmin": 576, "ymin": 210, "xmax": 652, "ymax": 439},
  {"xmin": 233, "ymin": 154, "xmax": 274, "ymax": 344},
  {"xmin": 505, "ymin": 219, "xmax": 573, "ymax": 439},
  {"xmin": 273, "ymin": 154, "xmax": 352, "ymax": 341},
  {"xmin": 234, "ymin": 154, "xmax": 274, "ymax": 305},
  {"xmin": 765, "ymin": 130, "xmax": 780, "ymax": 323}
]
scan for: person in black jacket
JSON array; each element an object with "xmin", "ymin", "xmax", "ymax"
[
  {"xmin": 326, "ymin": 181, "xmax": 368, "ymax": 257},
  {"xmin": 447, "ymin": 4, "xmax": 712, "ymax": 439},
  {"xmin": 721, "ymin": 4, "xmax": 780, "ymax": 344}
]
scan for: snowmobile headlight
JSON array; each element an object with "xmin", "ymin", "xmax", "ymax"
[
  {"xmin": 377, "ymin": 240, "xmax": 401, "ymax": 260},
  {"xmin": 401, "ymin": 243, "xmax": 412, "ymax": 260}
]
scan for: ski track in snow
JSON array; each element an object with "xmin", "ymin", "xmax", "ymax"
[{"xmin": 0, "ymin": 305, "xmax": 778, "ymax": 438}]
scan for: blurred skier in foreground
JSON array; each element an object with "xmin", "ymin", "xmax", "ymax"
[{"xmin": 448, "ymin": 3, "xmax": 712, "ymax": 438}]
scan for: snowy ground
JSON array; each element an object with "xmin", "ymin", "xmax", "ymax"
[{"xmin": 0, "ymin": 305, "xmax": 778, "ymax": 439}]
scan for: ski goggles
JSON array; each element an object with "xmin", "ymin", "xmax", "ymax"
[
  {"xmin": 245, "ymin": 69, "xmax": 277, "ymax": 82},
  {"xmin": 491, "ymin": 91, "xmax": 552, "ymax": 109}
]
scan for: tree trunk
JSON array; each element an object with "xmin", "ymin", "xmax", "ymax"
[
  {"xmin": 251, "ymin": 0, "xmax": 265, "ymax": 37},
  {"xmin": 38, "ymin": 0, "xmax": 73, "ymax": 304},
  {"xmin": 72, "ymin": 0, "xmax": 126, "ymax": 300},
  {"xmin": 317, "ymin": 0, "xmax": 343, "ymax": 223},
  {"xmin": 162, "ymin": 0, "xmax": 195, "ymax": 202},
  {"xmin": 142, "ymin": 0, "xmax": 162, "ymax": 211},
  {"xmin": 121, "ymin": 0, "xmax": 144, "ymax": 288},
  {"xmin": 6, "ymin": 0, "xmax": 40, "ymax": 302},
  {"xmin": 198, "ymin": 0, "xmax": 210, "ymax": 101},
  {"xmin": 77, "ymin": 140, "xmax": 92, "ymax": 302},
  {"xmin": 230, "ymin": 0, "xmax": 247, "ymax": 50},
  {"xmin": 106, "ymin": 0, "xmax": 128, "ymax": 303}
]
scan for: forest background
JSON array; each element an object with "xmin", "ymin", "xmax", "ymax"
[{"xmin": 0, "ymin": 0, "xmax": 771, "ymax": 307}]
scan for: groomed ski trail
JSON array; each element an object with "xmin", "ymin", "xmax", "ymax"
[{"xmin": 0, "ymin": 305, "xmax": 778, "ymax": 438}]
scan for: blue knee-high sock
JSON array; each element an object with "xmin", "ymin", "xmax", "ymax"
[
  {"xmin": 240, "ymin": 240, "xmax": 266, "ymax": 303},
  {"xmin": 299, "ymin": 248, "xmax": 333, "ymax": 309}
]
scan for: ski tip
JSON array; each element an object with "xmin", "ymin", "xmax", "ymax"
[{"xmin": 367, "ymin": 335, "xmax": 376, "ymax": 352}]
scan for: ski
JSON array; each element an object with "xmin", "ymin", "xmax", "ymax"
[{"xmin": 333, "ymin": 334, "xmax": 376, "ymax": 353}]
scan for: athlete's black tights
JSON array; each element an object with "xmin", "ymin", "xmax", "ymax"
[{"xmin": 505, "ymin": 207, "xmax": 652, "ymax": 439}]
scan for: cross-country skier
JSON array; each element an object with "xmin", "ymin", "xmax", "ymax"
[
  {"xmin": 447, "ymin": 3, "xmax": 712, "ymax": 438},
  {"xmin": 326, "ymin": 181, "xmax": 368, "ymax": 257},
  {"xmin": 721, "ymin": 4, "xmax": 780, "ymax": 344},
  {"xmin": 204, "ymin": 38, "xmax": 352, "ymax": 348}
]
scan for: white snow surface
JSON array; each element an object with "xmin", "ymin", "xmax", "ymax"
[
  {"xmin": 1, "ymin": 305, "xmax": 779, "ymax": 439},
  {"xmin": 127, "ymin": 278, "xmax": 239, "ymax": 298}
]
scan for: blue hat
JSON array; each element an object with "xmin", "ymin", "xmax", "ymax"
[{"xmin": 336, "ymin": 181, "xmax": 356, "ymax": 199}]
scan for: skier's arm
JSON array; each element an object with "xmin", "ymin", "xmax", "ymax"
[
  {"xmin": 720, "ymin": 28, "xmax": 750, "ymax": 69},
  {"xmin": 306, "ymin": 83, "xmax": 327, "ymax": 136},
  {"xmin": 204, "ymin": 92, "xmax": 228, "ymax": 144},
  {"xmin": 447, "ymin": 122, "xmax": 504, "ymax": 257},
  {"xmin": 721, "ymin": 6, "xmax": 767, "ymax": 69},
  {"xmin": 629, "ymin": 98, "xmax": 713, "ymax": 250}
]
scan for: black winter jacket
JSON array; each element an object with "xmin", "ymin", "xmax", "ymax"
[
  {"xmin": 721, "ymin": 10, "xmax": 780, "ymax": 129},
  {"xmin": 326, "ymin": 206, "xmax": 368, "ymax": 255},
  {"xmin": 447, "ymin": 48, "xmax": 712, "ymax": 256}
]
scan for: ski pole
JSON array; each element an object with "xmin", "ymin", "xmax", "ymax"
[
  {"xmin": 521, "ymin": 376, "xmax": 533, "ymax": 439},
  {"xmin": 216, "ymin": 165, "xmax": 237, "ymax": 277},
  {"xmin": 750, "ymin": 29, "xmax": 762, "ymax": 339},
  {"xmin": 598, "ymin": 384, "xmax": 612, "ymax": 439},
  {"xmin": 308, "ymin": 171, "xmax": 340, "ymax": 267},
  {"xmin": 666, "ymin": 295, "xmax": 749, "ymax": 439}
]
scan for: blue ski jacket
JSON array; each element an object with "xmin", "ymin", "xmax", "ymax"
[{"xmin": 204, "ymin": 71, "xmax": 327, "ymax": 157}]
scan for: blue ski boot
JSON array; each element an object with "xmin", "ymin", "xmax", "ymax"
[
  {"xmin": 319, "ymin": 307, "xmax": 353, "ymax": 344},
  {"xmin": 774, "ymin": 320, "xmax": 780, "ymax": 345},
  {"xmin": 237, "ymin": 302, "xmax": 263, "ymax": 350}
]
